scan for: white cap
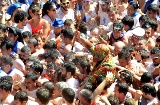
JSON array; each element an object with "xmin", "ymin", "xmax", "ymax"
[{"xmin": 131, "ymin": 27, "xmax": 145, "ymax": 36}]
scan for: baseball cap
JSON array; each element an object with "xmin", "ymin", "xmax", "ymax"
[
  {"xmin": 131, "ymin": 27, "xmax": 145, "ymax": 36},
  {"xmin": 8, "ymin": 27, "xmax": 21, "ymax": 37},
  {"xmin": 51, "ymin": 18, "xmax": 64, "ymax": 28}
]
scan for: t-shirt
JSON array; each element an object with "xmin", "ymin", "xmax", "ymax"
[
  {"xmin": 19, "ymin": 24, "xmax": 32, "ymax": 34},
  {"xmin": 0, "ymin": 70, "xmax": 7, "ymax": 78},
  {"xmin": 27, "ymin": 88, "xmax": 38, "ymax": 98},
  {"xmin": 57, "ymin": 8, "xmax": 75, "ymax": 21},
  {"xmin": 147, "ymin": 98, "xmax": 158, "ymax": 105}
]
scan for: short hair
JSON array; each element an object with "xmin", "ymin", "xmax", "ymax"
[
  {"xmin": 122, "ymin": 16, "xmax": 134, "ymax": 29},
  {"xmin": 118, "ymin": 50, "xmax": 131, "ymax": 59},
  {"xmin": 79, "ymin": 58, "xmax": 91, "ymax": 74},
  {"xmin": 30, "ymin": 61, "xmax": 43, "ymax": 75},
  {"xmin": 157, "ymin": 89, "xmax": 160, "ymax": 100},
  {"xmin": 63, "ymin": 61, "xmax": 76, "ymax": 76},
  {"xmin": 150, "ymin": 47, "xmax": 160, "ymax": 56},
  {"xmin": 147, "ymin": 4, "xmax": 158, "ymax": 13},
  {"xmin": 139, "ymin": 15, "xmax": 150, "ymax": 23},
  {"xmin": 43, "ymin": 40, "xmax": 57, "ymax": 49},
  {"xmin": 107, "ymin": 6, "xmax": 118, "ymax": 13},
  {"xmin": 24, "ymin": 71, "xmax": 38, "ymax": 82},
  {"xmin": 156, "ymin": 36, "xmax": 160, "ymax": 42},
  {"xmin": 108, "ymin": 95, "xmax": 119, "ymax": 105},
  {"xmin": 28, "ymin": 38, "xmax": 38, "ymax": 47},
  {"xmin": 141, "ymin": 83, "xmax": 156, "ymax": 97},
  {"xmin": 64, "ymin": 52, "xmax": 75, "ymax": 61},
  {"xmin": 82, "ymin": 82, "xmax": 94, "ymax": 92},
  {"xmin": 64, "ymin": 19, "xmax": 73, "ymax": 26},
  {"xmin": 36, "ymin": 88, "xmax": 50, "ymax": 104},
  {"xmin": 62, "ymin": 88, "xmax": 75, "ymax": 104},
  {"xmin": 21, "ymin": 46, "xmax": 31, "ymax": 53},
  {"xmin": 113, "ymin": 21, "xmax": 124, "ymax": 31},
  {"xmin": 120, "ymin": 70, "xmax": 133, "ymax": 85},
  {"xmin": 149, "ymin": 19, "xmax": 158, "ymax": 31},
  {"xmin": 0, "ymin": 55, "xmax": 13, "ymax": 66},
  {"xmin": 31, "ymin": 6, "xmax": 40, "ymax": 14},
  {"xmin": 22, "ymin": 31, "xmax": 31, "ymax": 39},
  {"xmin": 0, "ymin": 39, "xmax": 14, "ymax": 51},
  {"xmin": 142, "ymin": 22, "xmax": 151, "ymax": 29},
  {"xmin": 124, "ymin": 98, "xmax": 136, "ymax": 105},
  {"xmin": 14, "ymin": 10, "xmax": 28, "ymax": 23},
  {"xmin": 43, "ymin": 81, "xmax": 54, "ymax": 98},
  {"xmin": 79, "ymin": 89, "xmax": 92, "ymax": 103},
  {"xmin": 44, "ymin": 49, "xmax": 59, "ymax": 59},
  {"xmin": 55, "ymin": 82, "xmax": 69, "ymax": 91},
  {"xmin": 115, "ymin": 82, "xmax": 129, "ymax": 95},
  {"xmin": 77, "ymin": 22, "xmax": 87, "ymax": 34},
  {"xmin": 47, "ymin": 62, "xmax": 57, "ymax": 69},
  {"xmin": 141, "ymin": 72, "xmax": 153, "ymax": 83},
  {"xmin": 0, "ymin": 76, "xmax": 13, "ymax": 84},
  {"xmin": 0, "ymin": 81, "xmax": 12, "ymax": 92},
  {"xmin": 61, "ymin": 28, "xmax": 74, "ymax": 40},
  {"xmin": 129, "ymin": 1, "xmax": 139, "ymax": 10},
  {"xmin": 14, "ymin": 90, "xmax": 28, "ymax": 103}
]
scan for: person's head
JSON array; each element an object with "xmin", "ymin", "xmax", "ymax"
[
  {"xmin": 14, "ymin": 90, "xmax": 28, "ymax": 105},
  {"xmin": 62, "ymin": 88, "xmax": 75, "ymax": 104},
  {"xmin": 0, "ymin": 81, "xmax": 13, "ymax": 101},
  {"xmin": 46, "ymin": 62, "xmax": 57, "ymax": 79},
  {"xmin": 0, "ymin": 76, "xmax": 13, "ymax": 84},
  {"xmin": 156, "ymin": 36, "xmax": 160, "ymax": 48},
  {"xmin": 141, "ymin": 83, "xmax": 156, "ymax": 100},
  {"xmin": 43, "ymin": 40, "xmax": 57, "ymax": 52},
  {"xmin": 60, "ymin": 0, "xmax": 70, "ymax": 11},
  {"xmin": 0, "ymin": 0, "xmax": 7, "ymax": 10},
  {"xmin": 7, "ymin": 27, "xmax": 21, "ymax": 42},
  {"xmin": 31, "ymin": 6, "xmax": 42, "ymax": 20},
  {"xmin": 51, "ymin": 18, "xmax": 64, "ymax": 35},
  {"xmin": 77, "ymin": 21, "xmax": 87, "ymax": 34},
  {"xmin": 20, "ymin": 46, "xmax": 31, "ymax": 62},
  {"xmin": 82, "ymin": 0, "xmax": 92, "ymax": 7},
  {"xmin": 28, "ymin": 37, "xmax": 38, "ymax": 53},
  {"xmin": 14, "ymin": 10, "xmax": 28, "ymax": 26},
  {"xmin": 78, "ymin": 89, "xmax": 92, "ymax": 105},
  {"xmin": 150, "ymin": 47, "xmax": 160, "ymax": 66},
  {"xmin": 28, "ymin": 3, "xmax": 38, "ymax": 19},
  {"xmin": 141, "ymin": 72, "xmax": 153, "ymax": 84},
  {"xmin": 61, "ymin": 28, "xmax": 74, "ymax": 44},
  {"xmin": 64, "ymin": 52, "xmax": 75, "ymax": 62},
  {"xmin": 36, "ymin": 88, "xmax": 50, "ymax": 105},
  {"xmin": 24, "ymin": 71, "xmax": 38, "ymax": 91},
  {"xmin": 22, "ymin": 31, "xmax": 31, "ymax": 44},
  {"xmin": 54, "ymin": 82, "xmax": 69, "ymax": 98},
  {"xmin": 124, "ymin": 98, "xmax": 136, "ymax": 105},
  {"xmin": 114, "ymin": 82, "xmax": 129, "ymax": 100},
  {"xmin": 135, "ymin": 37, "xmax": 148, "ymax": 51},
  {"xmin": 148, "ymin": 19, "xmax": 158, "ymax": 32},
  {"xmin": 113, "ymin": 21, "xmax": 124, "ymax": 39},
  {"xmin": 30, "ymin": 61, "xmax": 43, "ymax": 76},
  {"xmin": 99, "ymin": 0, "xmax": 111, "ymax": 12},
  {"xmin": 108, "ymin": 95, "xmax": 119, "ymax": 105},
  {"xmin": 43, "ymin": 81, "xmax": 54, "ymax": 98},
  {"xmin": 142, "ymin": 22, "xmax": 152, "ymax": 38},
  {"xmin": 147, "ymin": 4, "xmax": 158, "ymax": 19},
  {"xmin": 64, "ymin": 19, "xmax": 74, "ymax": 29},
  {"xmin": 122, "ymin": 16, "xmax": 134, "ymax": 31},
  {"xmin": 127, "ymin": 1, "xmax": 139, "ymax": 16},
  {"xmin": 42, "ymin": 1, "xmax": 57, "ymax": 18},
  {"xmin": 107, "ymin": 7, "xmax": 119, "ymax": 22},
  {"xmin": 118, "ymin": 50, "xmax": 131, "ymax": 67},
  {"xmin": 79, "ymin": 58, "xmax": 91, "ymax": 75},
  {"xmin": 131, "ymin": 27, "xmax": 145, "ymax": 43},
  {"xmin": 157, "ymin": 89, "xmax": 160, "ymax": 101},
  {"xmin": 0, "ymin": 39, "xmax": 14, "ymax": 55},
  {"xmin": 114, "ymin": 41, "xmax": 125, "ymax": 56},
  {"xmin": 139, "ymin": 15, "xmax": 150, "ymax": 27},
  {"xmin": 44, "ymin": 49, "xmax": 59, "ymax": 63},
  {"xmin": 0, "ymin": 55, "xmax": 13, "ymax": 72}
]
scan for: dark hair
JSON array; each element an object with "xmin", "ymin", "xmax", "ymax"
[
  {"xmin": 108, "ymin": 95, "xmax": 119, "ymax": 105},
  {"xmin": 149, "ymin": 19, "xmax": 158, "ymax": 31},
  {"xmin": 64, "ymin": 19, "xmax": 73, "ymax": 27},
  {"xmin": 118, "ymin": 50, "xmax": 131, "ymax": 59},
  {"xmin": 28, "ymin": 38, "xmax": 38, "ymax": 47},
  {"xmin": 43, "ymin": 40, "xmax": 57, "ymax": 49},
  {"xmin": 63, "ymin": 61, "xmax": 76, "ymax": 76},
  {"xmin": 147, "ymin": 4, "xmax": 158, "ymax": 13},
  {"xmin": 0, "ymin": 55, "xmax": 13, "ymax": 66},
  {"xmin": 82, "ymin": 81, "xmax": 94, "ymax": 92},
  {"xmin": 156, "ymin": 36, "xmax": 160, "ymax": 42},
  {"xmin": 21, "ymin": 46, "xmax": 31, "ymax": 53},
  {"xmin": 141, "ymin": 83, "xmax": 156, "ymax": 97},
  {"xmin": 115, "ymin": 82, "xmax": 129, "ymax": 95},
  {"xmin": 64, "ymin": 52, "xmax": 75, "ymax": 61},
  {"xmin": 79, "ymin": 58, "xmax": 91, "ymax": 75},
  {"xmin": 22, "ymin": 31, "xmax": 32, "ymax": 39},
  {"xmin": 79, "ymin": 89, "xmax": 92, "ymax": 104},
  {"xmin": 47, "ymin": 62, "xmax": 57, "ymax": 69},
  {"xmin": 142, "ymin": 22, "xmax": 151, "ymax": 29},
  {"xmin": 61, "ymin": 28, "xmax": 74, "ymax": 40},
  {"xmin": 36, "ymin": 88, "xmax": 50, "ymax": 104},
  {"xmin": 31, "ymin": 5, "xmax": 40, "ymax": 14},
  {"xmin": 122, "ymin": 45, "xmax": 135, "ymax": 53},
  {"xmin": 24, "ymin": 71, "xmax": 38, "ymax": 82},
  {"xmin": 120, "ymin": 70, "xmax": 133, "ymax": 85},
  {"xmin": 0, "ymin": 76, "xmax": 13, "ymax": 85},
  {"xmin": 14, "ymin": 10, "xmax": 28, "ymax": 23},
  {"xmin": 150, "ymin": 47, "xmax": 160, "ymax": 56},
  {"xmin": 141, "ymin": 72, "xmax": 153, "ymax": 83},
  {"xmin": 14, "ymin": 90, "xmax": 28, "ymax": 103},
  {"xmin": 124, "ymin": 98, "xmax": 136, "ymax": 105},
  {"xmin": 0, "ymin": 81, "xmax": 12, "ymax": 92},
  {"xmin": 157, "ymin": 89, "xmax": 160, "ymax": 100},
  {"xmin": 129, "ymin": 1, "xmax": 139, "ymax": 10},
  {"xmin": 43, "ymin": 81, "xmax": 54, "ymax": 98},
  {"xmin": 30, "ymin": 61, "xmax": 43, "ymax": 75},
  {"xmin": 28, "ymin": 4, "xmax": 38, "ymax": 20},
  {"xmin": 44, "ymin": 49, "xmax": 59, "ymax": 60},
  {"xmin": 77, "ymin": 21, "xmax": 87, "ymax": 34},
  {"xmin": 62, "ymin": 88, "xmax": 75, "ymax": 104},
  {"xmin": 0, "ymin": 39, "xmax": 14, "ymax": 51},
  {"xmin": 107, "ymin": 6, "xmax": 118, "ymax": 13},
  {"xmin": 139, "ymin": 15, "xmax": 150, "ymax": 23},
  {"xmin": 122, "ymin": 16, "xmax": 134, "ymax": 29},
  {"xmin": 42, "ymin": 1, "xmax": 56, "ymax": 17},
  {"xmin": 113, "ymin": 21, "xmax": 124, "ymax": 31}
]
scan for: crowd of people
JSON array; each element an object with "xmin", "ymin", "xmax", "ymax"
[{"xmin": 0, "ymin": 0, "xmax": 160, "ymax": 105}]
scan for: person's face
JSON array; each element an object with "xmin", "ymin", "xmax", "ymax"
[
  {"xmin": 20, "ymin": 52, "xmax": 31, "ymax": 62},
  {"xmin": 14, "ymin": 99, "xmax": 27, "ymax": 105},
  {"xmin": 46, "ymin": 67, "xmax": 55, "ymax": 79},
  {"xmin": 47, "ymin": 7, "xmax": 56, "ymax": 18},
  {"xmin": 24, "ymin": 78, "xmax": 37, "ymax": 91},
  {"xmin": 100, "ymin": 2, "xmax": 110, "ymax": 12},
  {"xmin": 36, "ymin": 37, "xmax": 43, "ymax": 48},
  {"xmin": 21, "ymin": 17, "xmax": 28, "ymax": 26},
  {"xmin": 60, "ymin": 34, "xmax": 65, "ymax": 42},
  {"xmin": 0, "ymin": 88, "xmax": 9, "ymax": 101},
  {"xmin": 1, "ymin": 45, "xmax": 8, "ymax": 55},
  {"xmin": 114, "ymin": 86, "xmax": 120, "ymax": 98},
  {"xmin": 113, "ymin": 30, "xmax": 122, "ymax": 39},
  {"xmin": 144, "ymin": 28, "xmax": 152, "ymax": 38},
  {"xmin": 0, "ymin": 59, "xmax": 7, "ymax": 71},
  {"xmin": 53, "ymin": 85, "xmax": 61, "ymax": 98},
  {"xmin": 27, "ymin": 43, "xmax": 35, "ymax": 53},
  {"xmin": 131, "ymin": 34, "xmax": 138, "ymax": 43},
  {"xmin": 118, "ymin": 58, "xmax": 128, "ymax": 67},
  {"xmin": 147, "ymin": 10, "xmax": 156, "ymax": 19},
  {"xmin": 8, "ymin": 33, "xmax": 17, "ymax": 42},
  {"xmin": 107, "ymin": 11, "xmax": 117, "ymax": 22},
  {"xmin": 135, "ymin": 40, "xmax": 147, "ymax": 51},
  {"xmin": 61, "ymin": 0, "xmax": 70, "ymax": 11},
  {"xmin": 34, "ymin": 10, "xmax": 42, "ymax": 20},
  {"xmin": 54, "ymin": 27, "xmax": 62, "ymax": 35},
  {"xmin": 0, "ymin": 0, "xmax": 6, "ymax": 10},
  {"xmin": 142, "ymin": 92, "xmax": 149, "ymax": 100},
  {"xmin": 78, "ymin": 93, "xmax": 85, "ymax": 105},
  {"xmin": 127, "ymin": 5, "xmax": 136, "ymax": 16},
  {"xmin": 29, "ymin": 9, "xmax": 34, "ymax": 19},
  {"xmin": 82, "ymin": 0, "xmax": 91, "ymax": 7},
  {"xmin": 151, "ymin": 54, "xmax": 160, "ymax": 66}
]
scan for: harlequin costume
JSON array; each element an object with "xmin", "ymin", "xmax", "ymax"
[{"xmin": 87, "ymin": 44, "xmax": 116, "ymax": 84}]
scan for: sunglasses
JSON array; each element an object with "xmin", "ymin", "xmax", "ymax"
[{"xmin": 62, "ymin": 2, "xmax": 70, "ymax": 5}]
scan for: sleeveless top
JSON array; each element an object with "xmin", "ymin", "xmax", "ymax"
[{"xmin": 29, "ymin": 20, "xmax": 43, "ymax": 35}]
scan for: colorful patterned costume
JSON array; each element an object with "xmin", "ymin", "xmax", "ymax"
[{"xmin": 88, "ymin": 44, "xmax": 116, "ymax": 83}]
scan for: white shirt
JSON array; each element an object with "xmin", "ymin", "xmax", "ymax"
[
  {"xmin": 57, "ymin": 8, "xmax": 75, "ymax": 22},
  {"xmin": 27, "ymin": 88, "xmax": 38, "ymax": 98},
  {"xmin": 147, "ymin": 98, "xmax": 158, "ymax": 105},
  {"xmin": 133, "ymin": 13, "xmax": 141, "ymax": 27},
  {"xmin": 19, "ymin": 24, "xmax": 32, "ymax": 34},
  {"xmin": 47, "ymin": 30, "xmax": 56, "ymax": 40},
  {"xmin": 27, "ymin": 100, "xmax": 39, "ymax": 105},
  {"xmin": 0, "ymin": 70, "xmax": 7, "ymax": 78},
  {"xmin": 146, "ymin": 62, "xmax": 155, "ymax": 73}
]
